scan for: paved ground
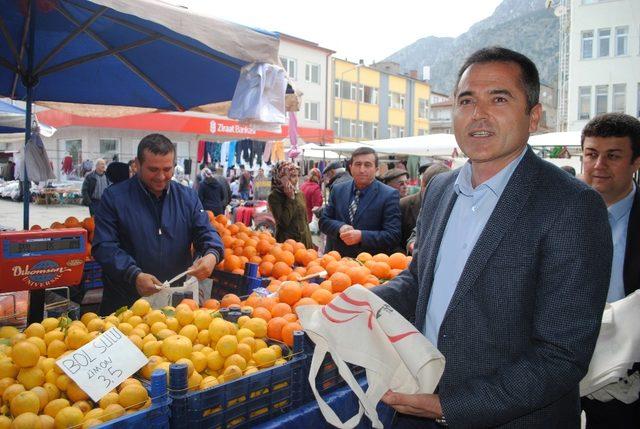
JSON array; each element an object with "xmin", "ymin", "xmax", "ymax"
[{"xmin": 0, "ymin": 199, "xmax": 89, "ymax": 230}]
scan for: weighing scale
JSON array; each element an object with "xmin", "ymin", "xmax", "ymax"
[{"xmin": 0, "ymin": 228, "xmax": 87, "ymax": 323}]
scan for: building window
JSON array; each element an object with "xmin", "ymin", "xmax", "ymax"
[
  {"xmin": 595, "ymin": 85, "xmax": 608, "ymax": 115},
  {"xmin": 582, "ymin": 30, "xmax": 594, "ymax": 59},
  {"xmin": 418, "ymin": 99, "xmax": 429, "ymax": 119},
  {"xmin": 615, "ymin": 27, "xmax": 628, "ymax": 56},
  {"xmin": 579, "ymin": 86, "xmax": 591, "ymax": 120},
  {"xmin": 389, "ymin": 92, "xmax": 405, "ymax": 109},
  {"xmin": 358, "ymin": 85, "xmax": 378, "ymax": 104},
  {"xmin": 333, "ymin": 119, "xmax": 340, "ymax": 135},
  {"xmin": 334, "ymin": 79, "xmax": 340, "ymax": 98},
  {"xmin": 417, "ymin": 129, "xmax": 428, "ymax": 136},
  {"xmin": 280, "ymin": 56, "xmax": 296, "ymax": 79},
  {"xmin": 99, "ymin": 138, "xmax": 119, "ymax": 159},
  {"xmin": 305, "ymin": 63, "xmax": 320, "ymax": 84},
  {"xmin": 612, "ymin": 84, "xmax": 626, "ymax": 113},
  {"xmin": 389, "ymin": 126, "xmax": 404, "ymax": 138},
  {"xmin": 361, "ymin": 121, "xmax": 378, "ymax": 140},
  {"xmin": 64, "ymin": 139, "xmax": 82, "ymax": 165},
  {"xmin": 350, "ymin": 83, "xmax": 357, "ymax": 101},
  {"xmin": 304, "ymin": 102, "xmax": 319, "ymax": 121},
  {"xmin": 597, "ymin": 28, "xmax": 610, "ymax": 57}
]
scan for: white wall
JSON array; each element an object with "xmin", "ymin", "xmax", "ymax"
[{"xmin": 567, "ymin": 0, "xmax": 640, "ymax": 131}]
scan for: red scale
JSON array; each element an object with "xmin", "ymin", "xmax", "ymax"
[{"xmin": 0, "ymin": 228, "xmax": 87, "ymax": 292}]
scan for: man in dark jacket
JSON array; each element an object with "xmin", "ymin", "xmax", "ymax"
[
  {"xmin": 93, "ymin": 134, "xmax": 224, "ymax": 315},
  {"xmin": 323, "ymin": 161, "xmax": 350, "ymax": 191},
  {"xmin": 198, "ymin": 168, "xmax": 226, "ymax": 216},
  {"xmin": 81, "ymin": 158, "xmax": 108, "ymax": 215},
  {"xmin": 214, "ymin": 167, "xmax": 232, "ymax": 208}
]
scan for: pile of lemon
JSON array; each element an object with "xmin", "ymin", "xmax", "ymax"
[
  {"xmin": 123, "ymin": 299, "xmax": 287, "ymax": 392},
  {"xmin": 0, "ymin": 321, "xmax": 150, "ymax": 429}
]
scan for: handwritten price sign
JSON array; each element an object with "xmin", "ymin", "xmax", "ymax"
[{"xmin": 56, "ymin": 327, "xmax": 148, "ymax": 402}]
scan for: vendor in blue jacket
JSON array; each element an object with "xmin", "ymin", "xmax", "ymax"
[{"xmin": 93, "ymin": 134, "xmax": 224, "ymax": 315}]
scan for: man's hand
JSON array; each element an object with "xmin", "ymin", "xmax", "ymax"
[
  {"xmin": 135, "ymin": 273, "xmax": 163, "ymax": 297},
  {"xmin": 339, "ymin": 224, "xmax": 354, "ymax": 234},
  {"xmin": 188, "ymin": 253, "xmax": 218, "ymax": 280},
  {"xmin": 340, "ymin": 229, "xmax": 362, "ymax": 245},
  {"xmin": 381, "ymin": 391, "xmax": 443, "ymax": 420}
]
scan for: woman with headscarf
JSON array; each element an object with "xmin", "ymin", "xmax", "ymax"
[
  {"xmin": 300, "ymin": 168, "xmax": 323, "ymax": 223},
  {"xmin": 267, "ymin": 161, "xmax": 313, "ymax": 248},
  {"xmin": 198, "ymin": 167, "xmax": 226, "ymax": 215}
]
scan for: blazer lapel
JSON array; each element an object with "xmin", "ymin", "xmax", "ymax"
[
  {"xmin": 415, "ymin": 176, "xmax": 459, "ymax": 330},
  {"xmin": 441, "ymin": 149, "xmax": 539, "ymax": 323},
  {"xmin": 353, "ymin": 181, "xmax": 378, "ymax": 224}
]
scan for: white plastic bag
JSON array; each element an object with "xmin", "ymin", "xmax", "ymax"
[
  {"xmin": 296, "ymin": 285, "xmax": 445, "ymax": 429},
  {"xmin": 144, "ymin": 276, "xmax": 200, "ymax": 310}
]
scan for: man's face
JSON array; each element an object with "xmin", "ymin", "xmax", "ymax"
[
  {"xmin": 258, "ymin": 169, "xmax": 264, "ymax": 176},
  {"xmin": 95, "ymin": 160, "xmax": 106, "ymax": 174},
  {"xmin": 583, "ymin": 136, "xmax": 640, "ymax": 206},
  {"xmin": 136, "ymin": 150, "xmax": 175, "ymax": 197},
  {"xmin": 388, "ymin": 174, "xmax": 409, "ymax": 197},
  {"xmin": 349, "ymin": 154, "xmax": 377, "ymax": 189},
  {"xmin": 453, "ymin": 62, "xmax": 541, "ymax": 173}
]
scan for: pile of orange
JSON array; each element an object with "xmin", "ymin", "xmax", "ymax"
[{"xmin": 29, "ymin": 216, "xmax": 95, "ymax": 258}]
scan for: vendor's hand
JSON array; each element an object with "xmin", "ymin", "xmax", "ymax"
[
  {"xmin": 339, "ymin": 224, "xmax": 354, "ymax": 234},
  {"xmin": 382, "ymin": 391, "xmax": 443, "ymax": 420},
  {"xmin": 188, "ymin": 253, "xmax": 217, "ymax": 280},
  {"xmin": 135, "ymin": 273, "xmax": 163, "ymax": 297},
  {"xmin": 340, "ymin": 229, "xmax": 362, "ymax": 245}
]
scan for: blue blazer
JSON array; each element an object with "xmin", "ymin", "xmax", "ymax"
[
  {"xmin": 319, "ymin": 178, "xmax": 401, "ymax": 258},
  {"xmin": 374, "ymin": 148, "xmax": 612, "ymax": 427}
]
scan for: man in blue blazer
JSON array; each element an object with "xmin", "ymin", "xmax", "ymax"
[
  {"xmin": 319, "ymin": 147, "xmax": 401, "ymax": 258},
  {"xmin": 375, "ymin": 47, "xmax": 612, "ymax": 428}
]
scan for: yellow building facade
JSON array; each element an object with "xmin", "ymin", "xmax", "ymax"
[{"xmin": 332, "ymin": 58, "xmax": 430, "ymax": 143}]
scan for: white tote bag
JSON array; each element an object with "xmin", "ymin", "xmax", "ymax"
[{"xmin": 296, "ymin": 285, "xmax": 445, "ymax": 429}]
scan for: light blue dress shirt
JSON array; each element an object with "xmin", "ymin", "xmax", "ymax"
[
  {"xmin": 606, "ymin": 183, "xmax": 636, "ymax": 303},
  {"xmin": 424, "ymin": 148, "xmax": 527, "ymax": 347}
]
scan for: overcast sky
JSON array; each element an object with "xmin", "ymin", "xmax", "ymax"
[{"xmin": 180, "ymin": 0, "xmax": 503, "ymax": 63}]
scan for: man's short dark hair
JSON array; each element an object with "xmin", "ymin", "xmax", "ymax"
[
  {"xmin": 454, "ymin": 46, "xmax": 540, "ymax": 113},
  {"xmin": 349, "ymin": 146, "xmax": 379, "ymax": 167},
  {"xmin": 581, "ymin": 113, "xmax": 640, "ymax": 162},
  {"xmin": 137, "ymin": 134, "xmax": 176, "ymax": 164}
]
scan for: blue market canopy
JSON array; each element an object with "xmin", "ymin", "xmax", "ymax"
[
  {"xmin": 0, "ymin": 0, "xmax": 281, "ymax": 111},
  {"xmin": 0, "ymin": 98, "xmax": 55, "ymax": 136}
]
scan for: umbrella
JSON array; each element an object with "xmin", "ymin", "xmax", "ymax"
[
  {"xmin": 0, "ymin": 0, "xmax": 281, "ymax": 323},
  {"xmin": 0, "ymin": 99, "xmax": 56, "ymax": 137}
]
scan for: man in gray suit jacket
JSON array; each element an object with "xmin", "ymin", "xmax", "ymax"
[{"xmin": 374, "ymin": 47, "xmax": 612, "ymax": 428}]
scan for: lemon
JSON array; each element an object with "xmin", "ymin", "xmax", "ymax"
[
  {"xmin": 235, "ymin": 328, "xmax": 255, "ymax": 342},
  {"xmin": 68, "ymin": 321, "xmax": 87, "ymax": 332},
  {"xmin": 39, "ymin": 414, "xmax": 55, "ymax": 429},
  {"xmin": 0, "ymin": 377, "xmax": 14, "ymax": 396},
  {"xmin": 117, "ymin": 323, "xmax": 133, "ymax": 336},
  {"xmin": 142, "ymin": 340, "xmax": 162, "ymax": 357},
  {"xmin": 144, "ymin": 310, "xmax": 166, "ymax": 326},
  {"xmin": 239, "ymin": 337, "xmax": 256, "ymax": 352},
  {"xmin": 41, "ymin": 318, "xmax": 59, "ymax": 333},
  {"xmin": 46, "ymin": 340, "xmax": 67, "ymax": 359},
  {"xmin": 85, "ymin": 318, "xmax": 105, "ymax": 333},
  {"xmin": 131, "ymin": 299, "xmax": 151, "ymax": 317},
  {"xmin": 175, "ymin": 306, "xmax": 194, "ymax": 327},
  {"xmin": 236, "ymin": 343, "xmax": 253, "ymax": 363},
  {"xmin": 42, "ymin": 383, "xmax": 59, "ymax": 401},
  {"xmin": 199, "ymin": 376, "xmax": 218, "ymax": 390},
  {"xmin": 196, "ymin": 330, "xmax": 210, "ymax": 345},
  {"xmin": 161, "ymin": 335, "xmax": 193, "ymax": 362},
  {"xmin": 10, "ymin": 391, "xmax": 40, "ymax": 416},
  {"xmin": 118, "ymin": 309, "xmax": 133, "ymax": 323},
  {"xmin": 175, "ymin": 358, "xmax": 194, "ymax": 377},
  {"xmin": 2, "ymin": 383, "xmax": 25, "ymax": 404},
  {"xmin": 216, "ymin": 335, "xmax": 238, "ymax": 358},
  {"xmin": 253, "ymin": 348, "xmax": 277, "ymax": 369},
  {"xmin": 224, "ymin": 354, "xmax": 246, "ymax": 371},
  {"xmin": 80, "ymin": 313, "xmax": 98, "ymax": 326},
  {"xmin": 65, "ymin": 381, "xmax": 89, "ymax": 403},
  {"xmin": 43, "ymin": 398, "xmax": 70, "ymax": 418},
  {"xmin": 139, "ymin": 355, "xmax": 164, "ymax": 380},
  {"xmin": 0, "ymin": 327, "xmax": 18, "ymax": 339},
  {"xmin": 27, "ymin": 337, "xmax": 47, "ymax": 356},
  {"xmin": 0, "ymin": 359, "xmax": 18, "ymax": 379},
  {"xmin": 193, "ymin": 344, "xmax": 204, "ymax": 352},
  {"xmin": 165, "ymin": 317, "xmax": 180, "ymax": 332},
  {"xmin": 200, "ymin": 346, "xmax": 214, "ymax": 356},
  {"xmin": 155, "ymin": 329, "xmax": 176, "ymax": 340},
  {"xmin": 117, "ymin": 378, "xmax": 142, "ymax": 393},
  {"xmin": 128, "ymin": 335, "xmax": 143, "ymax": 350},
  {"xmin": 190, "ymin": 352, "xmax": 207, "ymax": 373},
  {"xmin": 54, "ymin": 406, "xmax": 84, "ymax": 428},
  {"xmin": 254, "ymin": 339, "xmax": 268, "ymax": 351},
  {"xmin": 73, "ymin": 400, "xmax": 92, "ymax": 414},
  {"xmin": 0, "ymin": 415, "xmax": 10, "ymax": 429},
  {"xmin": 127, "ymin": 316, "xmax": 143, "ymax": 328},
  {"xmin": 193, "ymin": 311, "xmax": 212, "ymax": 331},
  {"xmin": 30, "ymin": 386, "xmax": 48, "ymax": 411},
  {"xmin": 24, "ymin": 323, "xmax": 45, "ymax": 339},
  {"xmin": 55, "ymin": 374, "xmax": 71, "ymax": 392},
  {"xmin": 38, "ymin": 357, "xmax": 55, "ymax": 374},
  {"xmin": 154, "ymin": 362, "xmax": 171, "ymax": 384},
  {"xmin": 226, "ymin": 321, "xmax": 237, "ymax": 335},
  {"xmin": 244, "ymin": 366, "xmax": 258, "ymax": 375},
  {"xmin": 17, "ymin": 367, "xmax": 44, "ymax": 389},
  {"xmin": 150, "ymin": 322, "xmax": 168, "ymax": 336},
  {"xmin": 101, "ymin": 403, "xmax": 125, "ymax": 421},
  {"xmin": 208, "ymin": 318, "xmax": 230, "ymax": 344},
  {"xmin": 237, "ymin": 315, "xmax": 250, "ymax": 328},
  {"xmin": 242, "ymin": 318, "xmax": 267, "ymax": 338},
  {"xmin": 11, "ymin": 334, "xmax": 27, "ymax": 345},
  {"xmin": 187, "ymin": 371, "xmax": 203, "ymax": 391},
  {"xmin": 83, "ymin": 408, "xmax": 104, "ymax": 421},
  {"xmin": 178, "ymin": 325, "xmax": 198, "ymax": 343},
  {"xmin": 64, "ymin": 329, "xmax": 89, "ymax": 350},
  {"xmin": 222, "ymin": 365, "xmax": 242, "ymax": 382},
  {"xmin": 269, "ymin": 344, "xmax": 283, "ymax": 359},
  {"xmin": 12, "ymin": 341, "xmax": 40, "ymax": 368},
  {"xmin": 118, "ymin": 384, "xmax": 148, "ymax": 410},
  {"xmin": 206, "ymin": 351, "xmax": 225, "ymax": 371},
  {"xmin": 11, "ymin": 412, "xmax": 42, "ymax": 429}
]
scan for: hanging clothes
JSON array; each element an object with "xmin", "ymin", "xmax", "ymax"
[
  {"xmin": 407, "ymin": 156, "xmax": 420, "ymax": 179},
  {"xmin": 25, "ymin": 134, "xmax": 55, "ymax": 182},
  {"xmin": 62, "ymin": 156, "xmax": 74, "ymax": 175},
  {"xmin": 197, "ymin": 140, "xmax": 206, "ymax": 163},
  {"xmin": 227, "ymin": 141, "xmax": 237, "ymax": 168},
  {"xmin": 183, "ymin": 159, "xmax": 192, "ymax": 175},
  {"xmin": 253, "ymin": 141, "xmax": 266, "ymax": 166},
  {"xmin": 235, "ymin": 140, "xmax": 243, "ymax": 165},
  {"xmin": 220, "ymin": 142, "xmax": 230, "ymax": 169},
  {"xmin": 263, "ymin": 141, "xmax": 274, "ymax": 164},
  {"xmin": 271, "ymin": 141, "xmax": 285, "ymax": 163},
  {"xmin": 212, "ymin": 143, "xmax": 222, "ymax": 163}
]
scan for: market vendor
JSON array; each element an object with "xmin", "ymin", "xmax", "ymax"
[{"xmin": 92, "ymin": 134, "xmax": 224, "ymax": 315}]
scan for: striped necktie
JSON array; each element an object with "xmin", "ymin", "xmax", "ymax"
[{"xmin": 349, "ymin": 189, "xmax": 361, "ymax": 224}]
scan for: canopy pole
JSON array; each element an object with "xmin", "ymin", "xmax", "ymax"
[{"xmin": 23, "ymin": 0, "xmax": 45, "ymax": 324}]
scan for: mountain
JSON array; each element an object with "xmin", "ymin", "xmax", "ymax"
[{"xmin": 384, "ymin": 0, "xmax": 559, "ymax": 95}]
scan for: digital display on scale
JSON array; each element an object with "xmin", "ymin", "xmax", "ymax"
[{"xmin": 9, "ymin": 238, "xmax": 81, "ymax": 254}]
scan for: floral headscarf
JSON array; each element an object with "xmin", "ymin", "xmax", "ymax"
[
  {"xmin": 271, "ymin": 161, "xmax": 299, "ymax": 199},
  {"xmin": 308, "ymin": 168, "xmax": 322, "ymax": 184}
]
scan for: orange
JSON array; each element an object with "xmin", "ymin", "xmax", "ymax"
[
  {"xmin": 293, "ymin": 297, "xmax": 318, "ymax": 311},
  {"xmin": 82, "ymin": 217, "xmax": 95, "ymax": 232},
  {"xmin": 252, "ymin": 307, "xmax": 272, "ymax": 322},
  {"xmin": 282, "ymin": 313, "xmax": 298, "ymax": 323},
  {"xmin": 224, "ymin": 255, "xmax": 242, "ymax": 272},
  {"xmin": 267, "ymin": 317, "xmax": 287, "ymax": 341},
  {"xmin": 356, "ymin": 252, "xmax": 373, "ymax": 263},
  {"xmin": 372, "ymin": 253, "xmax": 390, "ymax": 263},
  {"xmin": 311, "ymin": 288, "xmax": 333, "ymax": 305},
  {"xmin": 270, "ymin": 303, "xmax": 292, "ymax": 318},
  {"xmin": 306, "ymin": 265, "xmax": 325, "ymax": 277},
  {"xmin": 346, "ymin": 266, "xmax": 370, "ymax": 285},
  {"xmin": 329, "ymin": 272, "xmax": 351, "ymax": 293},
  {"xmin": 294, "ymin": 249, "xmax": 310, "ymax": 266},
  {"xmin": 281, "ymin": 243, "xmax": 294, "ymax": 254},
  {"xmin": 30, "ymin": 224, "xmax": 42, "ymax": 231},
  {"xmin": 220, "ymin": 294, "xmax": 241, "ymax": 309},
  {"xmin": 271, "ymin": 262, "xmax": 293, "ymax": 279},
  {"xmin": 366, "ymin": 275, "xmax": 380, "ymax": 286},
  {"xmin": 325, "ymin": 260, "xmax": 340, "ymax": 276},
  {"xmin": 202, "ymin": 299, "xmax": 220, "ymax": 310},
  {"xmin": 179, "ymin": 299, "xmax": 198, "ymax": 311},
  {"xmin": 327, "ymin": 251, "xmax": 341, "ymax": 260},
  {"xmin": 389, "ymin": 268, "xmax": 403, "ymax": 278},
  {"xmin": 388, "ymin": 252, "xmax": 409, "ymax": 270},
  {"xmin": 319, "ymin": 254, "xmax": 336, "ymax": 268},
  {"xmin": 206, "ymin": 211, "xmax": 215, "ymax": 223},
  {"xmin": 256, "ymin": 240, "xmax": 271, "ymax": 255},
  {"xmin": 279, "ymin": 251, "xmax": 295, "ymax": 267},
  {"xmin": 258, "ymin": 261, "xmax": 273, "ymax": 277},
  {"xmin": 369, "ymin": 262, "xmax": 391, "ymax": 279},
  {"xmin": 302, "ymin": 283, "xmax": 320, "ymax": 298},
  {"xmin": 262, "ymin": 254, "xmax": 276, "ymax": 263},
  {"xmin": 278, "ymin": 282, "xmax": 302, "ymax": 306},
  {"xmin": 242, "ymin": 246, "xmax": 257, "ymax": 259},
  {"xmin": 64, "ymin": 216, "xmax": 82, "ymax": 228},
  {"xmin": 319, "ymin": 280, "xmax": 333, "ymax": 292},
  {"xmin": 281, "ymin": 322, "xmax": 303, "ymax": 347}
]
